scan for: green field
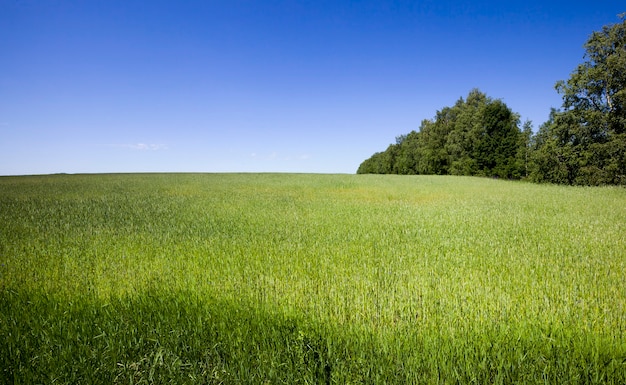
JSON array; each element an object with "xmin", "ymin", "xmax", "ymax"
[{"xmin": 1, "ymin": 173, "xmax": 625, "ymax": 384}]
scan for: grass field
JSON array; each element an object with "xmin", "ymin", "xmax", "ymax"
[{"xmin": 1, "ymin": 173, "xmax": 625, "ymax": 384}]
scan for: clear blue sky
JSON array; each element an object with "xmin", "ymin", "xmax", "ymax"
[{"xmin": 1, "ymin": 1, "xmax": 624, "ymax": 175}]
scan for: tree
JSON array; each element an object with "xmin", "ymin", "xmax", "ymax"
[
  {"xmin": 534, "ymin": 14, "xmax": 626, "ymax": 185},
  {"xmin": 474, "ymin": 100, "xmax": 521, "ymax": 178},
  {"xmin": 529, "ymin": 109, "xmax": 578, "ymax": 184},
  {"xmin": 556, "ymin": 14, "xmax": 626, "ymax": 137},
  {"xmin": 416, "ymin": 113, "xmax": 453, "ymax": 175},
  {"xmin": 445, "ymin": 90, "xmax": 486, "ymax": 175},
  {"xmin": 394, "ymin": 131, "xmax": 420, "ymax": 174},
  {"xmin": 357, "ymin": 89, "xmax": 525, "ymax": 178},
  {"xmin": 516, "ymin": 120, "xmax": 534, "ymax": 178},
  {"xmin": 357, "ymin": 148, "xmax": 395, "ymax": 174}
]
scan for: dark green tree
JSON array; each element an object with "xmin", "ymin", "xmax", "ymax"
[
  {"xmin": 474, "ymin": 100, "xmax": 521, "ymax": 178},
  {"xmin": 394, "ymin": 131, "xmax": 420, "ymax": 174},
  {"xmin": 416, "ymin": 112, "xmax": 455, "ymax": 175},
  {"xmin": 532, "ymin": 14, "xmax": 626, "ymax": 185},
  {"xmin": 356, "ymin": 152, "xmax": 382, "ymax": 174},
  {"xmin": 357, "ymin": 149, "xmax": 393, "ymax": 174},
  {"xmin": 358, "ymin": 89, "xmax": 524, "ymax": 179},
  {"xmin": 516, "ymin": 120, "xmax": 534, "ymax": 178},
  {"xmin": 445, "ymin": 90, "xmax": 486, "ymax": 175},
  {"xmin": 529, "ymin": 110, "xmax": 575, "ymax": 183}
]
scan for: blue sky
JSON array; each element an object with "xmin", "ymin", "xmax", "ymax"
[{"xmin": 1, "ymin": 1, "xmax": 624, "ymax": 175}]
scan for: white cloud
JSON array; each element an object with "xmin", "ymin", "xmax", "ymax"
[{"xmin": 110, "ymin": 143, "xmax": 168, "ymax": 151}]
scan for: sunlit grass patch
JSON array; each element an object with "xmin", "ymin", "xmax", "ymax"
[{"xmin": 1, "ymin": 173, "xmax": 625, "ymax": 383}]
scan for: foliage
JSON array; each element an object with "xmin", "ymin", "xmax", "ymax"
[
  {"xmin": 529, "ymin": 14, "xmax": 626, "ymax": 185},
  {"xmin": 361, "ymin": 16, "xmax": 626, "ymax": 185},
  {"xmin": 1, "ymin": 173, "xmax": 626, "ymax": 383},
  {"xmin": 357, "ymin": 89, "xmax": 525, "ymax": 178}
]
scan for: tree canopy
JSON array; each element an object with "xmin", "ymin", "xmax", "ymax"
[
  {"xmin": 357, "ymin": 89, "xmax": 525, "ymax": 179},
  {"xmin": 359, "ymin": 15, "xmax": 626, "ymax": 185},
  {"xmin": 530, "ymin": 14, "xmax": 626, "ymax": 185}
]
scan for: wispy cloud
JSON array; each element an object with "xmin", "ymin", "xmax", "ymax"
[
  {"xmin": 129, "ymin": 143, "xmax": 168, "ymax": 151},
  {"xmin": 109, "ymin": 143, "xmax": 168, "ymax": 151}
]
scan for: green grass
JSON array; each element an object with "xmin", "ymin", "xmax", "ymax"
[{"xmin": 1, "ymin": 173, "xmax": 625, "ymax": 383}]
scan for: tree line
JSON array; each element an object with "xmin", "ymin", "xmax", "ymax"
[{"xmin": 358, "ymin": 15, "xmax": 626, "ymax": 186}]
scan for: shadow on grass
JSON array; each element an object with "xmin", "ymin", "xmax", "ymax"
[{"xmin": 1, "ymin": 289, "xmax": 624, "ymax": 384}]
